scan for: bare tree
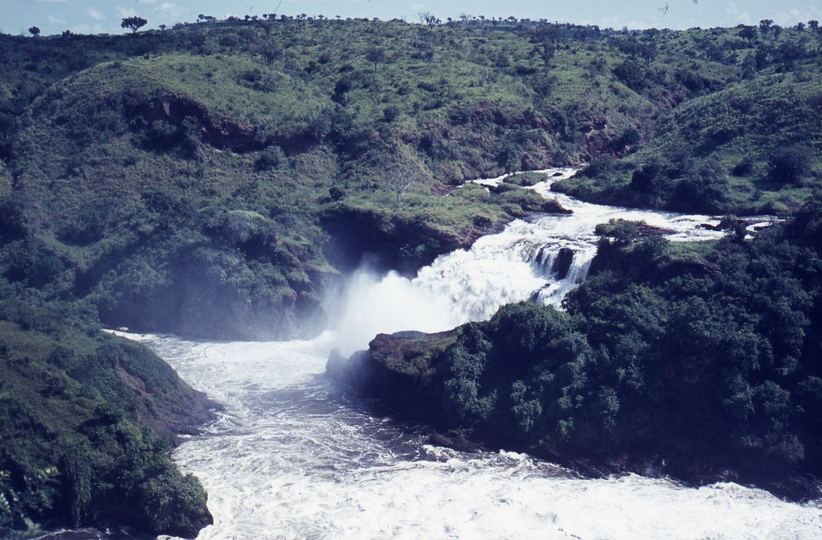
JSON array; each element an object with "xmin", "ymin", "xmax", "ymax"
[
  {"xmin": 381, "ymin": 165, "xmax": 420, "ymax": 207},
  {"xmin": 419, "ymin": 12, "xmax": 440, "ymax": 26}
]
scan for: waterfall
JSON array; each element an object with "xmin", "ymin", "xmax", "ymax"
[
  {"xmin": 327, "ymin": 167, "xmax": 736, "ymax": 355},
  {"xmin": 97, "ymin": 169, "xmax": 812, "ymax": 540}
]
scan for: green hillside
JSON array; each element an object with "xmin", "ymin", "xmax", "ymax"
[
  {"xmin": 555, "ymin": 25, "xmax": 822, "ymax": 214},
  {"xmin": 0, "ymin": 283, "xmax": 212, "ymax": 536},
  {"xmin": 9, "ymin": 18, "xmax": 822, "ymax": 338}
]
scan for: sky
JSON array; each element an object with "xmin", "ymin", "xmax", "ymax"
[{"xmin": 1, "ymin": 0, "xmax": 821, "ymax": 37}]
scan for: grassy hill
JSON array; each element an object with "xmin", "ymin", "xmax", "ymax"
[
  {"xmin": 8, "ymin": 18, "xmax": 822, "ymax": 338},
  {"xmin": 554, "ymin": 25, "xmax": 822, "ymax": 214}
]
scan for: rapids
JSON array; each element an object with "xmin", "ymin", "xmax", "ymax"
[{"xmin": 120, "ymin": 169, "xmax": 819, "ymax": 539}]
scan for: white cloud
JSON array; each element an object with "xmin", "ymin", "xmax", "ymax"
[
  {"xmin": 158, "ymin": 3, "xmax": 185, "ymax": 17},
  {"xmin": 88, "ymin": 8, "xmax": 105, "ymax": 21},
  {"xmin": 117, "ymin": 7, "xmax": 138, "ymax": 18},
  {"xmin": 774, "ymin": 6, "xmax": 822, "ymax": 27},
  {"xmin": 625, "ymin": 20, "xmax": 650, "ymax": 29},
  {"xmin": 48, "ymin": 15, "xmax": 66, "ymax": 25},
  {"xmin": 725, "ymin": 2, "xmax": 751, "ymax": 26}
]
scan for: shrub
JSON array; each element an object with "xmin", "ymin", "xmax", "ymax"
[
  {"xmin": 382, "ymin": 105, "xmax": 400, "ymax": 122},
  {"xmin": 768, "ymin": 144, "xmax": 813, "ymax": 184},
  {"xmin": 256, "ymin": 145, "xmax": 285, "ymax": 171},
  {"xmin": 578, "ymin": 156, "xmax": 615, "ymax": 180}
]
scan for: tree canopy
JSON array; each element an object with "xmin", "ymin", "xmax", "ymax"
[{"xmin": 121, "ymin": 16, "xmax": 147, "ymax": 33}]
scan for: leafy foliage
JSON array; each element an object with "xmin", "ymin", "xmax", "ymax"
[
  {"xmin": 121, "ymin": 17, "xmax": 148, "ymax": 34},
  {"xmin": 768, "ymin": 144, "xmax": 813, "ymax": 184},
  {"xmin": 0, "ymin": 281, "xmax": 212, "ymax": 535}
]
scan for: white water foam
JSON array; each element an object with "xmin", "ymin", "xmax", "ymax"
[{"xmin": 121, "ymin": 335, "xmax": 822, "ymax": 540}]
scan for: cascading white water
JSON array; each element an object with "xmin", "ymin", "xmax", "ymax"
[{"xmin": 119, "ymin": 169, "xmax": 821, "ymax": 539}]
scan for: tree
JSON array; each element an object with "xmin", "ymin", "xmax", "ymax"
[
  {"xmin": 121, "ymin": 16, "xmax": 148, "ymax": 33},
  {"xmin": 365, "ymin": 46, "xmax": 385, "ymax": 73},
  {"xmin": 613, "ymin": 58, "xmax": 647, "ymax": 92},
  {"xmin": 382, "ymin": 105, "xmax": 400, "ymax": 122},
  {"xmin": 608, "ymin": 128, "xmax": 640, "ymax": 155},
  {"xmin": 256, "ymin": 146, "xmax": 285, "ymax": 172},
  {"xmin": 381, "ymin": 164, "xmax": 420, "ymax": 207},
  {"xmin": 630, "ymin": 157, "xmax": 672, "ymax": 198},
  {"xmin": 419, "ymin": 12, "xmax": 440, "ymax": 26},
  {"xmin": 738, "ymin": 25, "xmax": 757, "ymax": 41},
  {"xmin": 28, "ymin": 26, "xmax": 40, "ymax": 37},
  {"xmin": 674, "ymin": 159, "xmax": 729, "ymax": 212}
]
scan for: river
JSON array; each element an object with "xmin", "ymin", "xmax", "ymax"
[{"xmin": 122, "ymin": 169, "xmax": 821, "ymax": 539}]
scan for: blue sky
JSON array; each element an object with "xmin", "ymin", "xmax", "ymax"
[{"xmin": 2, "ymin": 0, "xmax": 821, "ymax": 36}]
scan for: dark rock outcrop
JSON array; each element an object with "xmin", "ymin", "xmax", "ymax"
[
  {"xmin": 134, "ymin": 96, "xmax": 261, "ymax": 151},
  {"xmin": 320, "ymin": 205, "xmax": 504, "ymax": 276},
  {"xmin": 326, "ymin": 331, "xmax": 457, "ymax": 427},
  {"xmin": 551, "ymin": 247, "xmax": 575, "ymax": 279}
]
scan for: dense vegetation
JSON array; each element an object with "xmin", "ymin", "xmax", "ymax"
[
  {"xmin": 554, "ymin": 27, "xmax": 822, "ymax": 214},
  {"xmin": 3, "ymin": 13, "xmax": 822, "ymax": 534},
  {"xmin": 0, "ymin": 279, "xmax": 213, "ymax": 536},
  {"xmin": 334, "ymin": 200, "xmax": 822, "ymax": 497}
]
